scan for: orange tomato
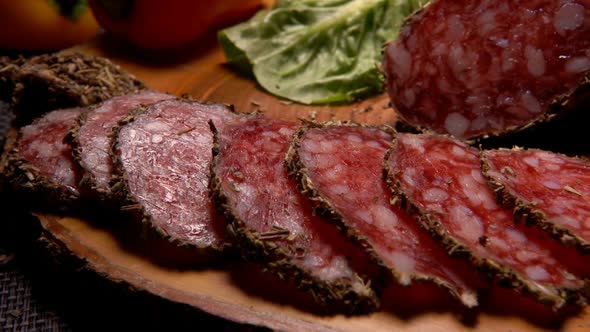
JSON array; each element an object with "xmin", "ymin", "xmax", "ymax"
[
  {"xmin": 89, "ymin": 0, "xmax": 264, "ymax": 50},
  {"xmin": 0, "ymin": 0, "xmax": 100, "ymax": 51}
]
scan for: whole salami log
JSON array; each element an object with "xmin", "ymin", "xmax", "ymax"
[
  {"xmin": 210, "ymin": 116, "xmax": 379, "ymax": 313},
  {"xmin": 11, "ymin": 52, "xmax": 145, "ymax": 125},
  {"xmin": 287, "ymin": 123, "xmax": 480, "ymax": 307},
  {"xmin": 68, "ymin": 91, "xmax": 174, "ymax": 200},
  {"xmin": 482, "ymin": 148, "xmax": 590, "ymax": 254},
  {"xmin": 0, "ymin": 108, "xmax": 84, "ymax": 212},
  {"xmin": 385, "ymin": 133, "xmax": 590, "ymax": 308},
  {"xmin": 111, "ymin": 99, "xmax": 237, "ymax": 251},
  {"xmin": 382, "ymin": 0, "xmax": 590, "ymax": 140}
]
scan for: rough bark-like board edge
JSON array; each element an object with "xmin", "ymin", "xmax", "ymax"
[
  {"xmin": 285, "ymin": 121, "xmax": 479, "ymax": 308},
  {"xmin": 481, "ymin": 147, "xmax": 590, "ymax": 254},
  {"xmin": 22, "ymin": 213, "xmax": 271, "ymax": 331},
  {"xmin": 0, "ymin": 127, "xmax": 81, "ymax": 214},
  {"xmin": 382, "ymin": 4, "xmax": 590, "ymax": 143},
  {"xmin": 382, "ymin": 135, "xmax": 589, "ymax": 310},
  {"xmin": 10, "ymin": 51, "xmax": 146, "ymax": 125},
  {"xmin": 209, "ymin": 118, "xmax": 379, "ymax": 315},
  {"xmin": 108, "ymin": 99, "xmax": 235, "ymax": 255}
]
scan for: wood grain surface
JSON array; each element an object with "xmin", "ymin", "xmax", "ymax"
[{"xmin": 32, "ymin": 32, "xmax": 590, "ymax": 331}]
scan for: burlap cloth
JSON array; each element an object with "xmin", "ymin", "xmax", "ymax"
[{"xmin": 0, "ymin": 268, "xmax": 70, "ymax": 331}]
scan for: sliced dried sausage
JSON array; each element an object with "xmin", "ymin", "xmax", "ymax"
[
  {"xmin": 287, "ymin": 123, "xmax": 481, "ymax": 307},
  {"xmin": 483, "ymin": 148, "xmax": 590, "ymax": 253},
  {"xmin": 385, "ymin": 133, "xmax": 590, "ymax": 308},
  {"xmin": 112, "ymin": 99, "xmax": 236, "ymax": 251},
  {"xmin": 69, "ymin": 91, "xmax": 173, "ymax": 200},
  {"xmin": 211, "ymin": 116, "xmax": 379, "ymax": 313}
]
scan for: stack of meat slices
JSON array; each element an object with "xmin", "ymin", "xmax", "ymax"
[
  {"xmin": 4, "ymin": 94, "xmax": 590, "ymax": 313},
  {"xmin": 68, "ymin": 91, "xmax": 174, "ymax": 201},
  {"xmin": 384, "ymin": 133, "xmax": 590, "ymax": 309},
  {"xmin": 210, "ymin": 116, "xmax": 379, "ymax": 312},
  {"xmin": 286, "ymin": 123, "xmax": 482, "ymax": 308},
  {"xmin": 0, "ymin": 91, "xmax": 174, "ymax": 213}
]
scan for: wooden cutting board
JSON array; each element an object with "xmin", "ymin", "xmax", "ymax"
[{"xmin": 31, "ymin": 34, "xmax": 590, "ymax": 331}]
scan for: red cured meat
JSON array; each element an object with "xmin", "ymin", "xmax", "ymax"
[
  {"xmin": 292, "ymin": 125, "xmax": 480, "ymax": 307},
  {"xmin": 18, "ymin": 108, "xmax": 84, "ymax": 194},
  {"xmin": 386, "ymin": 133, "xmax": 590, "ymax": 307},
  {"xmin": 383, "ymin": 0, "xmax": 590, "ymax": 139},
  {"xmin": 211, "ymin": 117, "xmax": 378, "ymax": 311},
  {"xmin": 73, "ymin": 91, "xmax": 173, "ymax": 194},
  {"xmin": 113, "ymin": 99, "xmax": 236, "ymax": 249},
  {"xmin": 483, "ymin": 148, "xmax": 590, "ymax": 253}
]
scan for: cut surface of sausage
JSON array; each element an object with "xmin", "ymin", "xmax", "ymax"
[
  {"xmin": 18, "ymin": 108, "xmax": 84, "ymax": 194},
  {"xmin": 290, "ymin": 124, "xmax": 480, "ymax": 307},
  {"xmin": 483, "ymin": 148, "xmax": 590, "ymax": 253},
  {"xmin": 383, "ymin": 0, "xmax": 590, "ymax": 139},
  {"xmin": 113, "ymin": 99, "xmax": 236, "ymax": 249},
  {"xmin": 211, "ymin": 117, "xmax": 378, "ymax": 312},
  {"xmin": 0, "ymin": 107, "xmax": 85, "ymax": 212},
  {"xmin": 385, "ymin": 133, "xmax": 590, "ymax": 307},
  {"xmin": 73, "ymin": 91, "xmax": 173, "ymax": 195}
]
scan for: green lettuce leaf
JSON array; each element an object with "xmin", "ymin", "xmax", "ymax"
[{"xmin": 218, "ymin": 0, "xmax": 425, "ymax": 105}]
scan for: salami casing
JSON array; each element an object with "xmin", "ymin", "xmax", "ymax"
[
  {"xmin": 69, "ymin": 91, "xmax": 173, "ymax": 200},
  {"xmin": 383, "ymin": 0, "xmax": 590, "ymax": 140},
  {"xmin": 287, "ymin": 123, "xmax": 480, "ymax": 307},
  {"xmin": 11, "ymin": 52, "xmax": 145, "ymax": 124},
  {"xmin": 482, "ymin": 148, "xmax": 590, "ymax": 253},
  {"xmin": 0, "ymin": 55, "xmax": 25, "ymax": 102},
  {"xmin": 211, "ymin": 116, "xmax": 379, "ymax": 313},
  {"xmin": 112, "ymin": 99, "xmax": 236, "ymax": 251},
  {"xmin": 385, "ymin": 133, "xmax": 590, "ymax": 308},
  {"xmin": 1, "ymin": 108, "xmax": 84, "ymax": 211}
]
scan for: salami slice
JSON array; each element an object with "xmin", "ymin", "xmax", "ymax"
[
  {"xmin": 482, "ymin": 148, "xmax": 590, "ymax": 253},
  {"xmin": 385, "ymin": 133, "xmax": 590, "ymax": 308},
  {"xmin": 11, "ymin": 52, "xmax": 145, "ymax": 125},
  {"xmin": 112, "ymin": 99, "xmax": 237, "ymax": 251},
  {"xmin": 210, "ymin": 117, "xmax": 379, "ymax": 313},
  {"xmin": 383, "ymin": 0, "xmax": 590, "ymax": 140},
  {"xmin": 69, "ymin": 91, "xmax": 173, "ymax": 200},
  {"xmin": 287, "ymin": 123, "xmax": 482, "ymax": 307},
  {"xmin": 0, "ymin": 108, "xmax": 84, "ymax": 211}
]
